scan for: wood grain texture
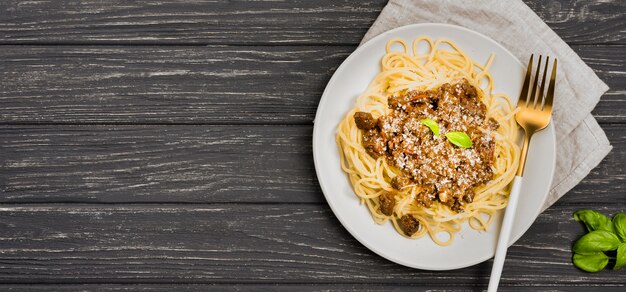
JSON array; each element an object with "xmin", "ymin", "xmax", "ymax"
[
  {"xmin": 0, "ymin": 204, "xmax": 623, "ymax": 285},
  {"xmin": 0, "ymin": 284, "xmax": 624, "ymax": 292},
  {"xmin": 0, "ymin": 0, "xmax": 624, "ymax": 289},
  {"xmin": 575, "ymin": 45, "xmax": 626, "ymax": 123},
  {"xmin": 524, "ymin": 0, "xmax": 626, "ymax": 45},
  {"xmin": 0, "ymin": 45, "xmax": 623, "ymax": 124},
  {"xmin": 0, "ymin": 124, "xmax": 623, "ymax": 204},
  {"xmin": 0, "ymin": 0, "xmax": 384, "ymax": 45},
  {"xmin": 0, "ymin": 46, "xmax": 348, "ymax": 125},
  {"xmin": 0, "ymin": 0, "xmax": 623, "ymax": 45},
  {"xmin": 0, "ymin": 125, "xmax": 316, "ymax": 203},
  {"xmin": 0, "ymin": 47, "xmax": 352, "ymax": 123}
]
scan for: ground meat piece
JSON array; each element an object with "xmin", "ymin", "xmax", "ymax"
[
  {"xmin": 386, "ymin": 137, "xmax": 401, "ymax": 156},
  {"xmin": 460, "ymin": 79, "xmax": 478, "ymax": 99},
  {"xmin": 451, "ymin": 199, "xmax": 462, "ymax": 212},
  {"xmin": 390, "ymin": 175, "xmax": 411, "ymax": 190},
  {"xmin": 476, "ymin": 166, "xmax": 494, "ymax": 185},
  {"xmin": 362, "ymin": 129, "xmax": 385, "ymax": 158},
  {"xmin": 437, "ymin": 85, "xmax": 462, "ymax": 119},
  {"xmin": 463, "ymin": 193, "xmax": 473, "ymax": 203},
  {"xmin": 436, "ymin": 183, "xmax": 453, "ymax": 203},
  {"xmin": 466, "ymin": 126, "xmax": 481, "ymax": 138},
  {"xmin": 472, "ymin": 135, "xmax": 495, "ymax": 184},
  {"xmin": 407, "ymin": 90, "xmax": 431, "ymax": 103},
  {"xmin": 415, "ymin": 185, "xmax": 435, "ymax": 208},
  {"xmin": 486, "ymin": 117, "xmax": 500, "ymax": 131},
  {"xmin": 398, "ymin": 215, "xmax": 420, "ymax": 236},
  {"xmin": 483, "ymin": 141, "xmax": 495, "ymax": 163},
  {"xmin": 416, "ymin": 194, "xmax": 432, "ymax": 208},
  {"xmin": 460, "ymin": 97, "xmax": 487, "ymax": 121},
  {"xmin": 388, "ymin": 94, "xmax": 409, "ymax": 110},
  {"xmin": 475, "ymin": 134, "xmax": 496, "ymax": 165},
  {"xmin": 407, "ymin": 102, "xmax": 436, "ymax": 119},
  {"xmin": 438, "ymin": 83, "xmax": 453, "ymax": 95},
  {"xmin": 414, "ymin": 121, "xmax": 433, "ymax": 142},
  {"xmin": 354, "ymin": 111, "xmax": 377, "ymax": 130},
  {"xmin": 378, "ymin": 192, "xmax": 396, "ymax": 216},
  {"xmin": 430, "ymin": 98, "xmax": 439, "ymax": 110},
  {"xmin": 377, "ymin": 114, "xmax": 404, "ymax": 139}
]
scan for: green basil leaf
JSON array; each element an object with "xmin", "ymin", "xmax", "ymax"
[
  {"xmin": 420, "ymin": 118, "xmax": 440, "ymax": 138},
  {"xmin": 573, "ymin": 230, "xmax": 621, "ymax": 255},
  {"xmin": 574, "ymin": 209, "xmax": 615, "ymax": 233},
  {"xmin": 573, "ymin": 252, "xmax": 609, "ymax": 273},
  {"xmin": 613, "ymin": 212, "xmax": 626, "ymax": 242},
  {"xmin": 614, "ymin": 243, "xmax": 626, "ymax": 270},
  {"xmin": 445, "ymin": 131, "xmax": 472, "ymax": 148}
]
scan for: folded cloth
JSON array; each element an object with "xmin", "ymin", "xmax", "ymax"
[{"xmin": 360, "ymin": 0, "xmax": 612, "ymax": 211}]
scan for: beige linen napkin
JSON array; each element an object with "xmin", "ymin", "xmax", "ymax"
[{"xmin": 361, "ymin": 0, "xmax": 612, "ymax": 211}]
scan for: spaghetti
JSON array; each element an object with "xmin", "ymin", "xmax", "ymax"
[{"xmin": 336, "ymin": 37, "xmax": 520, "ymax": 246}]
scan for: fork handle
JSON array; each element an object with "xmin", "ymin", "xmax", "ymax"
[{"xmin": 487, "ymin": 176, "xmax": 523, "ymax": 292}]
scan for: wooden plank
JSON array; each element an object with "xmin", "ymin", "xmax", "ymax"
[
  {"xmin": 0, "ymin": 46, "xmax": 349, "ymax": 125},
  {"xmin": 524, "ymin": 0, "xmax": 626, "ymax": 45},
  {"xmin": 0, "ymin": 0, "xmax": 384, "ymax": 45},
  {"xmin": 0, "ymin": 0, "xmax": 623, "ymax": 45},
  {"xmin": 565, "ymin": 123, "xmax": 624, "ymax": 204},
  {"xmin": 0, "ymin": 124, "xmax": 623, "ymax": 204},
  {"xmin": 575, "ymin": 45, "xmax": 626, "ymax": 123},
  {"xmin": 0, "ymin": 45, "xmax": 624, "ymax": 124},
  {"xmin": 0, "ymin": 284, "xmax": 622, "ymax": 291},
  {"xmin": 0, "ymin": 125, "xmax": 318, "ymax": 203},
  {"xmin": 0, "ymin": 204, "xmax": 623, "ymax": 285}
]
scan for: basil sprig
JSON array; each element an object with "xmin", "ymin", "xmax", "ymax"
[
  {"xmin": 574, "ymin": 209, "xmax": 615, "ymax": 234},
  {"xmin": 614, "ymin": 213, "xmax": 626, "ymax": 241},
  {"xmin": 419, "ymin": 119, "xmax": 472, "ymax": 148},
  {"xmin": 420, "ymin": 118, "xmax": 440, "ymax": 138},
  {"xmin": 571, "ymin": 210, "xmax": 626, "ymax": 272},
  {"xmin": 445, "ymin": 131, "xmax": 473, "ymax": 148},
  {"xmin": 573, "ymin": 230, "xmax": 620, "ymax": 254},
  {"xmin": 573, "ymin": 253, "xmax": 609, "ymax": 273},
  {"xmin": 616, "ymin": 243, "xmax": 626, "ymax": 270}
]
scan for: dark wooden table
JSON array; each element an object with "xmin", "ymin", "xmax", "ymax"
[{"xmin": 0, "ymin": 1, "xmax": 624, "ymax": 291}]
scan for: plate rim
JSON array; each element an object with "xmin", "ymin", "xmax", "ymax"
[{"xmin": 312, "ymin": 22, "xmax": 556, "ymax": 270}]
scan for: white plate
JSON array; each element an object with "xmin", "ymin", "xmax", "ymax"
[{"xmin": 312, "ymin": 23, "xmax": 556, "ymax": 270}]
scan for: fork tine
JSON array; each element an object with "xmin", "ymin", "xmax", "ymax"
[
  {"xmin": 543, "ymin": 58, "xmax": 557, "ymax": 111},
  {"xmin": 528, "ymin": 55, "xmax": 542, "ymax": 108},
  {"xmin": 517, "ymin": 54, "xmax": 534, "ymax": 107},
  {"xmin": 536, "ymin": 56, "xmax": 549, "ymax": 109}
]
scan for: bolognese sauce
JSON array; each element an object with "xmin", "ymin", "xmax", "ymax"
[{"xmin": 354, "ymin": 79, "xmax": 499, "ymax": 214}]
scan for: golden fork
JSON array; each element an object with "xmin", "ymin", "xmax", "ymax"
[{"xmin": 488, "ymin": 55, "xmax": 557, "ymax": 292}]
